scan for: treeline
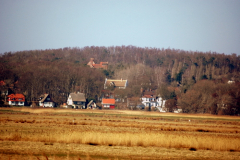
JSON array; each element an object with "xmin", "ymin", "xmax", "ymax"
[{"xmin": 0, "ymin": 46, "xmax": 240, "ymax": 114}]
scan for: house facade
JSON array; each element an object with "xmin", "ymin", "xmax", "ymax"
[
  {"xmin": 156, "ymin": 97, "xmax": 166, "ymax": 107},
  {"xmin": 39, "ymin": 94, "xmax": 55, "ymax": 107},
  {"xmin": 141, "ymin": 95, "xmax": 158, "ymax": 108},
  {"xmin": 102, "ymin": 98, "xmax": 115, "ymax": 109},
  {"xmin": 140, "ymin": 89, "xmax": 166, "ymax": 112},
  {"xmin": 127, "ymin": 97, "xmax": 141, "ymax": 109},
  {"xmin": 67, "ymin": 92, "xmax": 86, "ymax": 109},
  {"xmin": 8, "ymin": 94, "xmax": 25, "ymax": 106},
  {"xmin": 141, "ymin": 96, "xmax": 166, "ymax": 112}
]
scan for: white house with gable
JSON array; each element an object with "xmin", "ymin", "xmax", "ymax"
[
  {"xmin": 39, "ymin": 94, "xmax": 55, "ymax": 107},
  {"xmin": 140, "ymin": 89, "xmax": 166, "ymax": 112},
  {"xmin": 67, "ymin": 92, "xmax": 86, "ymax": 109}
]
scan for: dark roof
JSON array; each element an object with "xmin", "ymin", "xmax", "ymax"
[
  {"xmin": 39, "ymin": 94, "xmax": 54, "ymax": 102},
  {"xmin": 142, "ymin": 95, "xmax": 156, "ymax": 98},
  {"xmin": 142, "ymin": 90, "xmax": 157, "ymax": 98},
  {"xmin": 69, "ymin": 93, "xmax": 86, "ymax": 102},
  {"xmin": 39, "ymin": 94, "xmax": 48, "ymax": 102}
]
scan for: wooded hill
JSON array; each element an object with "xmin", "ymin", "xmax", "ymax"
[{"xmin": 1, "ymin": 46, "xmax": 240, "ymax": 115}]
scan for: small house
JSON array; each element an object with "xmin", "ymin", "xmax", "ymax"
[
  {"xmin": 136, "ymin": 104, "xmax": 145, "ymax": 110},
  {"xmin": 39, "ymin": 94, "xmax": 55, "ymax": 107},
  {"xmin": 102, "ymin": 98, "xmax": 115, "ymax": 109},
  {"xmin": 87, "ymin": 58, "xmax": 108, "ymax": 69},
  {"xmin": 141, "ymin": 89, "xmax": 166, "ymax": 111},
  {"xmin": 67, "ymin": 92, "xmax": 86, "ymax": 109},
  {"xmin": 87, "ymin": 100, "xmax": 97, "ymax": 109},
  {"xmin": 104, "ymin": 78, "xmax": 128, "ymax": 89},
  {"xmin": 8, "ymin": 94, "xmax": 25, "ymax": 106},
  {"xmin": 127, "ymin": 97, "xmax": 141, "ymax": 109}
]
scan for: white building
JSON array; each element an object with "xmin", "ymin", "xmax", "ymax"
[
  {"xmin": 67, "ymin": 92, "xmax": 86, "ymax": 109},
  {"xmin": 141, "ymin": 95, "xmax": 166, "ymax": 112},
  {"xmin": 39, "ymin": 94, "xmax": 55, "ymax": 107}
]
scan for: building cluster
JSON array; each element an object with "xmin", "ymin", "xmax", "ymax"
[{"xmin": 0, "ymin": 58, "xmax": 183, "ymax": 113}]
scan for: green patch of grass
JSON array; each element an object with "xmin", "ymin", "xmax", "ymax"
[
  {"xmin": 0, "ymin": 110, "xmax": 14, "ymax": 113},
  {"xmin": 156, "ymin": 115, "xmax": 240, "ymax": 122},
  {"xmin": 0, "ymin": 110, "xmax": 29, "ymax": 114},
  {"xmin": 50, "ymin": 111, "xmax": 240, "ymax": 123}
]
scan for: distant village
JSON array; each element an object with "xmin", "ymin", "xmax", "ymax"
[{"xmin": 1, "ymin": 58, "xmax": 184, "ymax": 113}]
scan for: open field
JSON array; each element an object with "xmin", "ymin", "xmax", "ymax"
[{"xmin": 0, "ymin": 107, "xmax": 240, "ymax": 160}]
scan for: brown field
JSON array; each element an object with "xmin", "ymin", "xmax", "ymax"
[{"xmin": 0, "ymin": 107, "xmax": 240, "ymax": 160}]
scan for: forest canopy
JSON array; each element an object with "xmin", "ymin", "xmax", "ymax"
[{"xmin": 0, "ymin": 46, "xmax": 240, "ymax": 115}]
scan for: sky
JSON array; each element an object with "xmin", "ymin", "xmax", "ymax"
[{"xmin": 0, "ymin": 0, "xmax": 240, "ymax": 55}]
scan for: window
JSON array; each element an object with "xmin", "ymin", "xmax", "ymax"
[{"xmin": 47, "ymin": 98, "xmax": 50, "ymax": 100}]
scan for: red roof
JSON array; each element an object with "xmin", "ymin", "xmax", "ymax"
[
  {"xmin": 8, "ymin": 94, "xmax": 25, "ymax": 102},
  {"xmin": 0, "ymin": 81, "xmax": 6, "ymax": 86},
  {"xmin": 92, "ymin": 62, "xmax": 108, "ymax": 69},
  {"xmin": 142, "ymin": 95, "xmax": 154, "ymax": 98},
  {"xmin": 102, "ymin": 99, "xmax": 115, "ymax": 104},
  {"xmin": 92, "ymin": 64, "xmax": 102, "ymax": 68}
]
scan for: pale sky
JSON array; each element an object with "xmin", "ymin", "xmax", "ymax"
[{"xmin": 0, "ymin": 0, "xmax": 240, "ymax": 55}]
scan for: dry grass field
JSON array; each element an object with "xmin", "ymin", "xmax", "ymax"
[{"xmin": 0, "ymin": 107, "xmax": 240, "ymax": 160}]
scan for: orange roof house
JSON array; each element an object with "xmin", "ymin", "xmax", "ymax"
[
  {"xmin": 87, "ymin": 58, "xmax": 108, "ymax": 70},
  {"xmin": 102, "ymin": 98, "xmax": 115, "ymax": 109},
  {"xmin": 8, "ymin": 94, "xmax": 25, "ymax": 106}
]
